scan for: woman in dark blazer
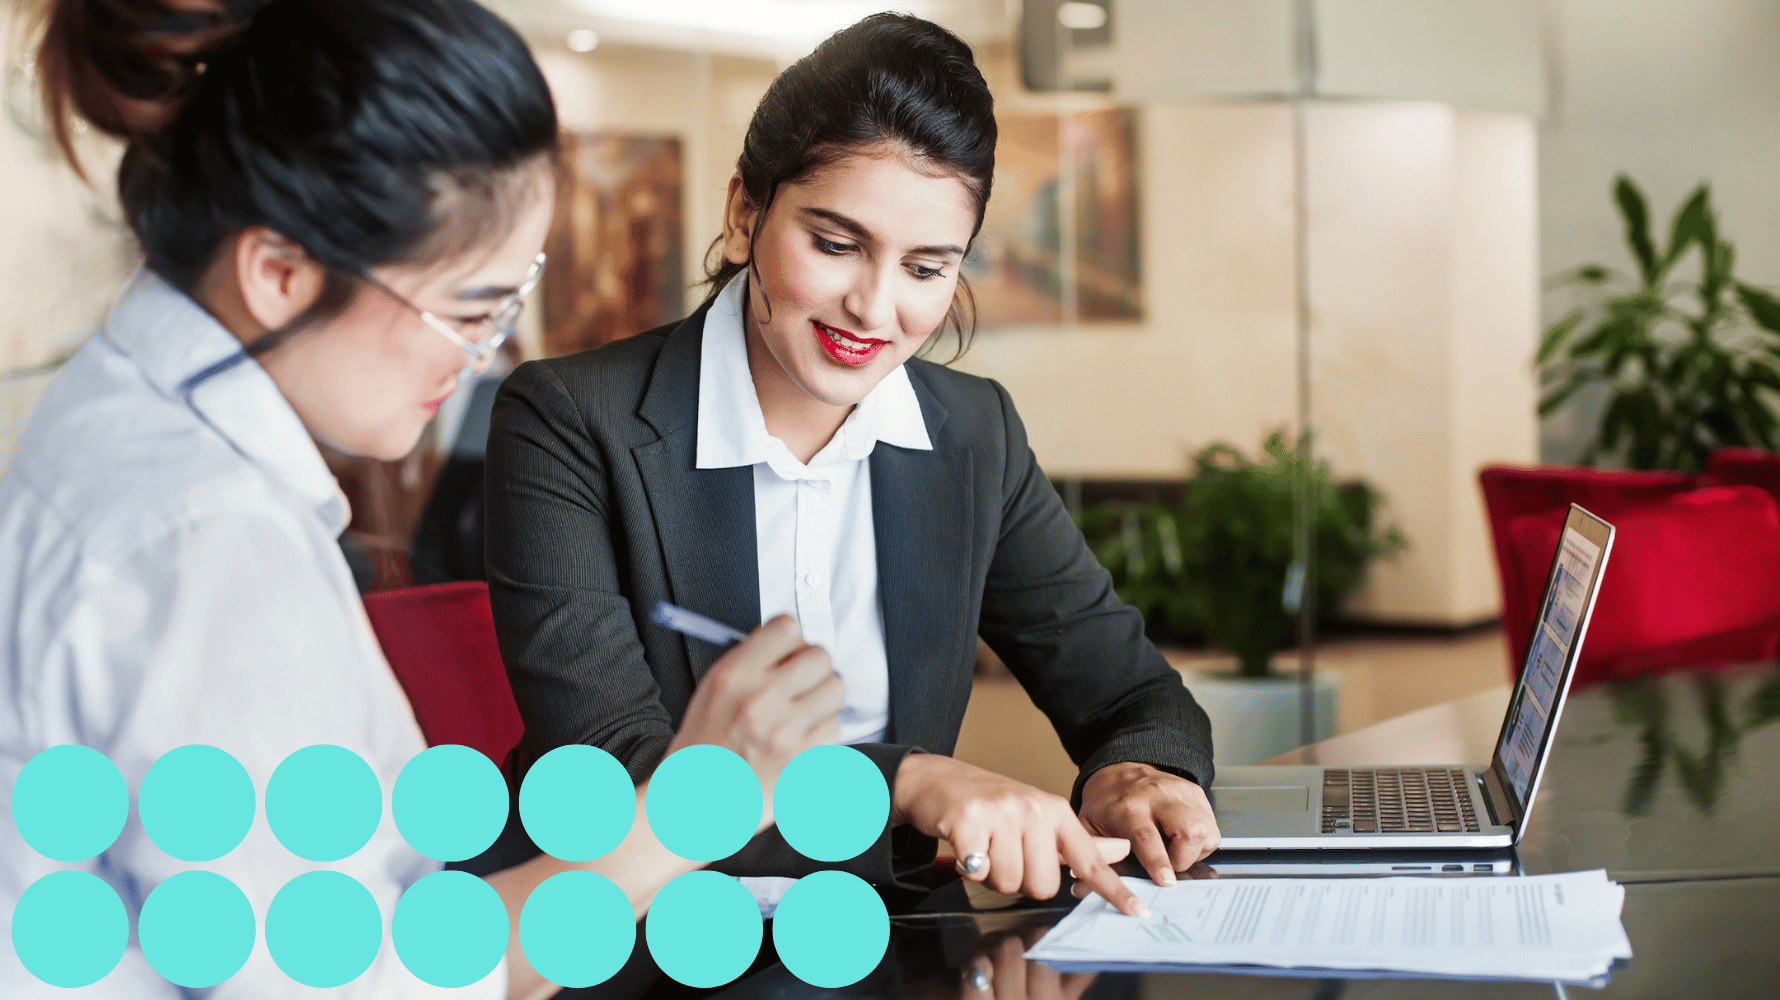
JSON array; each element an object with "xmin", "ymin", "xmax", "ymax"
[{"xmin": 485, "ymin": 14, "xmax": 1218, "ymax": 915}]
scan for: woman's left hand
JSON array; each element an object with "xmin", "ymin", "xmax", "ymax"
[{"xmin": 1077, "ymin": 762, "xmax": 1221, "ymax": 886}]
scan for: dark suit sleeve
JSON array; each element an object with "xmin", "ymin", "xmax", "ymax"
[
  {"xmin": 974, "ymin": 380, "xmax": 1216, "ymax": 806},
  {"xmin": 483, "ymin": 360, "xmax": 677, "ymax": 779}
]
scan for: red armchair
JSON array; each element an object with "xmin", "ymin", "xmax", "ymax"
[
  {"xmin": 1707, "ymin": 447, "xmax": 1780, "ymax": 504},
  {"xmin": 1479, "ymin": 463, "xmax": 1780, "ymax": 688},
  {"xmin": 362, "ymin": 581, "xmax": 524, "ymax": 771}
]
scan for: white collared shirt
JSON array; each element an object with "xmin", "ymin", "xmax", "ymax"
[
  {"xmin": 696, "ymin": 276, "xmax": 930, "ymax": 918},
  {"xmin": 0, "ymin": 273, "xmax": 502, "ymax": 998},
  {"xmin": 696, "ymin": 274, "xmax": 932, "ymax": 749}
]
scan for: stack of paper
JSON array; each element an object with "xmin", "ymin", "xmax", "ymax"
[{"xmin": 1026, "ymin": 870, "xmax": 1632, "ymax": 984}]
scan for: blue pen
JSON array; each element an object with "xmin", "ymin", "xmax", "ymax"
[{"xmin": 650, "ymin": 601, "xmax": 748, "ymax": 647}]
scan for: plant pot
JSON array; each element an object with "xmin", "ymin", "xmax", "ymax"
[{"xmin": 1181, "ymin": 668, "xmax": 1339, "ymax": 766}]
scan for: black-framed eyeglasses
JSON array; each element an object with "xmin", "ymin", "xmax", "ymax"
[{"xmin": 361, "ymin": 253, "xmax": 545, "ymax": 374}]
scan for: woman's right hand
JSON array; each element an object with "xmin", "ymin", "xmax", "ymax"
[
  {"xmin": 665, "ymin": 615, "xmax": 844, "ymax": 821},
  {"xmin": 892, "ymin": 754, "xmax": 1149, "ymax": 918}
]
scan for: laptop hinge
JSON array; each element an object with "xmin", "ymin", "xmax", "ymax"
[{"xmin": 1480, "ymin": 767, "xmax": 1520, "ymax": 830}]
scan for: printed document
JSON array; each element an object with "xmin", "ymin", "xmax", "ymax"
[{"xmin": 1026, "ymin": 871, "xmax": 1631, "ymax": 983}]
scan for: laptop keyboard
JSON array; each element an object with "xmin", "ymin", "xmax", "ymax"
[{"xmin": 1320, "ymin": 768, "xmax": 1481, "ymax": 834}]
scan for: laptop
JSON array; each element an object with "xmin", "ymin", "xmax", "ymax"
[{"xmin": 1209, "ymin": 503, "xmax": 1615, "ymax": 850}]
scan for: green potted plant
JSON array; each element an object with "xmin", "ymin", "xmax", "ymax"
[
  {"xmin": 1076, "ymin": 432, "xmax": 1405, "ymax": 762},
  {"xmin": 1079, "ymin": 431, "xmax": 1405, "ymax": 676},
  {"xmin": 1540, "ymin": 175, "xmax": 1780, "ymax": 470}
]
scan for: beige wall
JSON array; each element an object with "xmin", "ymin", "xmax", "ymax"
[
  {"xmin": 0, "ymin": 138, "xmax": 130, "ymax": 370},
  {"xmin": 1449, "ymin": 111, "xmax": 1542, "ymax": 621},
  {"xmin": 954, "ymin": 98, "xmax": 1539, "ymax": 624},
  {"xmin": 1309, "ymin": 105, "xmax": 1539, "ymax": 623}
]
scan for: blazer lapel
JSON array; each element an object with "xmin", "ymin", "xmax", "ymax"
[
  {"xmin": 634, "ymin": 307, "xmax": 760, "ymax": 682},
  {"xmin": 873, "ymin": 370, "xmax": 974, "ymax": 750},
  {"xmin": 631, "ymin": 323, "xmax": 975, "ymax": 730}
]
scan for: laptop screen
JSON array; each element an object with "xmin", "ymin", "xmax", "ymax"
[{"xmin": 1494, "ymin": 511, "xmax": 1611, "ymax": 808}]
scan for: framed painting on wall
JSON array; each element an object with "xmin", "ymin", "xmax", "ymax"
[
  {"xmin": 965, "ymin": 106, "xmax": 1141, "ymax": 328},
  {"xmin": 543, "ymin": 132, "xmax": 684, "ymax": 357}
]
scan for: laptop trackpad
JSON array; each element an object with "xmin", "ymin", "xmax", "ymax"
[{"xmin": 1213, "ymin": 785, "xmax": 1310, "ymax": 813}]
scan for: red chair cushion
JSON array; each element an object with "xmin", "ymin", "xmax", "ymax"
[
  {"xmin": 1507, "ymin": 486, "xmax": 1780, "ymax": 686},
  {"xmin": 363, "ymin": 581, "xmax": 524, "ymax": 770},
  {"xmin": 1478, "ymin": 465, "xmax": 1702, "ymax": 676},
  {"xmin": 1707, "ymin": 447, "xmax": 1780, "ymax": 506}
]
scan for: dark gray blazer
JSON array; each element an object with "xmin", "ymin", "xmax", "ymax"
[{"xmin": 483, "ymin": 304, "xmax": 1214, "ymax": 897}]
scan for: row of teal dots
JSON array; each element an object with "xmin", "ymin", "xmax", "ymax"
[{"xmin": 9, "ymin": 742, "xmax": 891, "ymax": 989}]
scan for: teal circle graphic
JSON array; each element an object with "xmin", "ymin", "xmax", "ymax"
[
  {"xmin": 519, "ymin": 870, "xmax": 635, "ymax": 987},
  {"xmin": 11, "ymin": 744, "xmax": 127, "ymax": 862},
  {"xmin": 645, "ymin": 871, "xmax": 762, "ymax": 988},
  {"xmin": 266, "ymin": 871, "xmax": 383, "ymax": 988},
  {"xmin": 644, "ymin": 745, "xmax": 760, "ymax": 862},
  {"xmin": 139, "ymin": 744, "xmax": 256, "ymax": 862},
  {"xmin": 393, "ymin": 745, "xmax": 508, "ymax": 862},
  {"xmin": 139, "ymin": 870, "xmax": 256, "ymax": 987},
  {"xmin": 772, "ymin": 871, "xmax": 889, "ymax": 988},
  {"xmin": 393, "ymin": 870, "xmax": 508, "ymax": 987},
  {"xmin": 266, "ymin": 745, "xmax": 382, "ymax": 862},
  {"xmin": 519, "ymin": 744, "xmax": 636, "ymax": 862},
  {"xmin": 773, "ymin": 745, "xmax": 889, "ymax": 862},
  {"xmin": 11, "ymin": 871, "xmax": 128, "ymax": 987}
]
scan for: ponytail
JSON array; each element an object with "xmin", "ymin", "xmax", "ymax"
[
  {"xmin": 32, "ymin": 0, "xmax": 559, "ymax": 320},
  {"xmin": 36, "ymin": 0, "xmax": 253, "ymax": 179}
]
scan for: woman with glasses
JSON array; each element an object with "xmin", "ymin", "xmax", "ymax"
[
  {"xmin": 362, "ymin": 254, "xmax": 546, "ymax": 376},
  {"xmin": 0, "ymin": 1, "xmax": 840, "ymax": 997}
]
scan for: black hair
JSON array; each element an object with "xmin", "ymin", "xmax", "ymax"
[
  {"xmin": 37, "ymin": 0, "xmax": 559, "ymax": 353},
  {"xmin": 705, "ymin": 12, "xmax": 995, "ymax": 360}
]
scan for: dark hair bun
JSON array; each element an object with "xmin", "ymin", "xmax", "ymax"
[
  {"xmin": 35, "ymin": 0, "xmax": 558, "ymax": 342},
  {"xmin": 36, "ymin": 1, "xmax": 265, "ymax": 160}
]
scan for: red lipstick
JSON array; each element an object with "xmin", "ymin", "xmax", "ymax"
[{"xmin": 814, "ymin": 320, "xmax": 886, "ymax": 367}]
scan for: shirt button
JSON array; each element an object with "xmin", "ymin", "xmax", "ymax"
[{"xmin": 805, "ymin": 572, "xmax": 820, "ymax": 587}]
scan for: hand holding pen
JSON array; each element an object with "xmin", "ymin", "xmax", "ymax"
[
  {"xmin": 655, "ymin": 604, "xmax": 844, "ymax": 824},
  {"xmin": 651, "ymin": 601, "xmax": 749, "ymax": 647}
]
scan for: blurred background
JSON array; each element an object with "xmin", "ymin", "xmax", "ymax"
[{"xmin": 7, "ymin": 0, "xmax": 1780, "ymax": 787}]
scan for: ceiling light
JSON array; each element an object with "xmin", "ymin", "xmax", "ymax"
[
  {"xmin": 1057, "ymin": 2, "xmax": 1107, "ymax": 31},
  {"xmin": 573, "ymin": 0, "xmax": 891, "ymax": 47},
  {"xmin": 567, "ymin": 28, "xmax": 600, "ymax": 52}
]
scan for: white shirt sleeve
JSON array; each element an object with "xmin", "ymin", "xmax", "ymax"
[{"xmin": 1, "ymin": 506, "xmax": 504, "ymax": 999}]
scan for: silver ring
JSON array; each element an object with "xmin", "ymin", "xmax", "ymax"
[
  {"xmin": 955, "ymin": 852, "xmax": 988, "ymax": 876},
  {"xmin": 967, "ymin": 968, "xmax": 991, "ymax": 992}
]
